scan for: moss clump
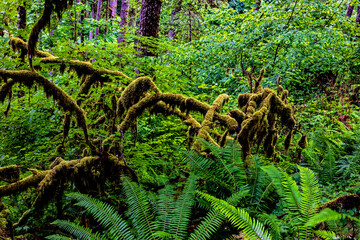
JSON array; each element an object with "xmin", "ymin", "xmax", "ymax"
[
  {"xmin": 116, "ymin": 76, "xmax": 160, "ymax": 119},
  {"xmin": 235, "ymin": 69, "xmax": 296, "ymax": 159},
  {"xmin": 0, "ymin": 201, "xmax": 10, "ymax": 228}
]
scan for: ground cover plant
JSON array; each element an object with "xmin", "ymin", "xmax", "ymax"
[{"xmin": 0, "ymin": 0, "xmax": 360, "ymax": 239}]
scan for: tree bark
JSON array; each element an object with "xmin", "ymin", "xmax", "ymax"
[
  {"xmin": 254, "ymin": 0, "xmax": 261, "ymax": 11},
  {"xmin": 169, "ymin": 0, "xmax": 182, "ymax": 39},
  {"xmin": 117, "ymin": 0, "xmax": 129, "ymax": 44},
  {"xmin": 80, "ymin": 0, "xmax": 86, "ymax": 43},
  {"xmin": 346, "ymin": 2, "xmax": 355, "ymax": 17},
  {"xmin": 357, "ymin": 5, "xmax": 360, "ymax": 23},
  {"xmin": 110, "ymin": 0, "xmax": 117, "ymax": 18},
  {"xmin": 137, "ymin": 0, "xmax": 162, "ymax": 56},
  {"xmin": 95, "ymin": 0, "xmax": 102, "ymax": 37},
  {"xmin": 17, "ymin": 5, "xmax": 27, "ymax": 30},
  {"xmin": 89, "ymin": 1, "xmax": 96, "ymax": 40}
]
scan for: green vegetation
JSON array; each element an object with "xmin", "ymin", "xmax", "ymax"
[{"xmin": 1, "ymin": 0, "xmax": 360, "ymax": 239}]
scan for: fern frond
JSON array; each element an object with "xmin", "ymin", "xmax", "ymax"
[
  {"xmin": 197, "ymin": 191, "xmax": 272, "ymax": 240},
  {"xmin": 305, "ymin": 208, "xmax": 358, "ymax": 228},
  {"xmin": 200, "ymin": 139, "xmax": 246, "ymax": 188},
  {"xmin": 298, "ymin": 166, "xmax": 320, "ymax": 218},
  {"xmin": 183, "ymin": 150, "xmax": 231, "ymax": 189},
  {"xmin": 261, "ymin": 166, "xmax": 284, "ymax": 197},
  {"xmin": 189, "ymin": 188, "xmax": 249, "ymax": 240},
  {"xmin": 152, "ymin": 231, "xmax": 179, "ymax": 239},
  {"xmin": 68, "ymin": 193, "xmax": 134, "ymax": 240},
  {"xmin": 257, "ymin": 213, "xmax": 281, "ymax": 239},
  {"xmin": 154, "ymin": 184, "xmax": 176, "ymax": 234},
  {"xmin": 122, "ymin": 177, "xmax": 155, "ymax": 240},
  {"xmin": 46, "ymin": 234, "xmax": 75, "ymax": 240},
  {"xmin": 172, "ymin": 173, "xmax": 197, "ymax": 240},
  {"xmin": 188, "ymin": 209, "xmax": 225, "ymax": 240},
  {"xmin": 48, "ymin": 219, "xmax": 105, "ymax": 240},
  {"xmin": 281, "ymin": 171, "xmax": 301, "ymax": 215},
  {"xmin": 312, "ymin": 230, "xmax": 338, "ymax": 239}
]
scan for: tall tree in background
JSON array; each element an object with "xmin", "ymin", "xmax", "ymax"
[
  {"xmin": 110, "ymin": 0, "xmax": 117, "ymax": 18},
  {"xmin": 346, "ymin": 1, "xmax": 354, "ymax": 17},
  {"xmin": 137, "ymin": 0, "xmax": 162, "ymax": 56},
  {"xmin": 95, "ymin": 0, "xmax": 102, "ymax": 36},
  {"xmin": 89, "ymin": 0, "xmax": 96, "ymax": 40},
  {"xmin": 169, "ymin": 0, "xmax": 182, "ymax": 39},
  {"xmin": 17, "ymin": 5, "xmax": 26, "ymax": 30},
  {"xmin": 118, "ymin": 0, "xmax": 129, "ymax": 44}
]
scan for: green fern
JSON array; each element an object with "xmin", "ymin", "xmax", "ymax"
[
  {"xmin": 122, "ymin": 177, "xmax": 156, "ymax": 240},
  {"xmin": 170, "ymin": 174, "xmax": 197, "ymax": 239},
  {"xmin": 46, "ymin": 220, "xmax": 106, "ymax": 240},
  {"xmin": 262, "ymin": 166, "xmax": 343, "ymax": 239},
  {"xmin": 66, "ymin": 192, "xmax": 134, "ymax": 240},
  {"xmin": 189, "ymin": 189, "xmax": 249, "ymax": 240},
  {"xmin": 197, "ymin": 191, "xmax": 272, "ymax": 240},
  {"xmin": 183, "ymin": 139, "xmax": 246, "ymax": 193}
]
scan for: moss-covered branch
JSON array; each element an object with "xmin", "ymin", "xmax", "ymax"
[{"xmin": 0, "ymin": 69, "xmax": 96, "ymax": 153}]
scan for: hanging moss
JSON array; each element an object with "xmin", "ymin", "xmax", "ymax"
[
  {"xmin": 298, "ymin": 134, "xmax": 308, "ymax": 149},
  {"xmin": 284, "ymin": 130, "xmax": 293, "ymax": 152},
  {"xmin": 0, "ymin": 201, "xmax": 10, "ymax": 229},
  {"xmin": 0, "ymin": 69, "xmax": 96, "ymax": 154},
  {"xmin": 28, "ymin": 0, "xmax": 74, "ymax": 69},
  {"xmin": 234, "ymin": 69, "xmax": 297, "ymax": 159}
]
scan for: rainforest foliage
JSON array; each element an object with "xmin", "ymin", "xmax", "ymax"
[{"xmin": 0, "ymin": 0, "xmax": 360, "ymax": 239}]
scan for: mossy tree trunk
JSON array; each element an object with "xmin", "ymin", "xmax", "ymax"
[{"xmin": 138, "ymin": 0, "xmax": 162, "ymax": 56}]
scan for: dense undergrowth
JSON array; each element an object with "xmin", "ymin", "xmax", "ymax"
[{"xmin": 0, "ymin": 0, "xmax": 360, "ymax": 239}]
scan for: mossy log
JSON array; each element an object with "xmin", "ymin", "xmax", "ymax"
[{"xmin": 320, "ymin": 194, "xmax": 360, "ymax": 210}]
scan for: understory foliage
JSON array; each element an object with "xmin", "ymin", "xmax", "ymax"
[{"xmin": 0, "ymin": 0, "xmax": 360, "ymax": 239}]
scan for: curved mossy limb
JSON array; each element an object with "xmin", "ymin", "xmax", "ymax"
[
  {"xmin": 1, "ymin": 154, "xmax": 128, "ymax": 228},
  {"xmin": 0, "ymin": 70, "xmax": 96, "ymax": 154},
  {"xmin": 193, "ymin": 94, "xmax": 230, "ymax": 152},
  {"xmin": 116, "ymin": 76, "xmax": 160, "ymax": 119},
  {"xmin": 28, "ymin": 0, "xmax": 74, "ymax": 69}
]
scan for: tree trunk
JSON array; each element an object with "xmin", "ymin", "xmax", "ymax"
[
  {"xmin": 137, "ymin": 0, "xmax": 162, "ymax": 56},
  {"xmin": 356, "ymin": 5, "xmax": 360, "ymax": 23},
  {"xmin": 346, "ymin": 2, "xmax": 354, "ymax": 17},
  {"xmin": 80, "ymin": 0, "xmax": 86, "ymax": 43},
  {"xmin": 169, "ymin": 0, "xmax": 182, "ymax": 39},
  {"xmin": 110, "ymin": 0, "xmax": 117, "ymax": 18},
  {"xmin": 129, "ymin": 0, "xmax": 140, "ymax": 27},
  {"xmin": 254, "ymin": 0, "xmax": 261, "ymax": 11},
  {"xmin": 95, "ymin": 0, "xmax": 102, "ymax": 37},
  {"xmin": 118, "ymin": 0, "xmax": 129, "ymax": 44},
  {"xmin": 89, "ymin": 1, "xmax": 96, "ymax": 40},
  {"xmin": 17, "ymin": 5, "xmax": 27, "ymax": 30}
]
